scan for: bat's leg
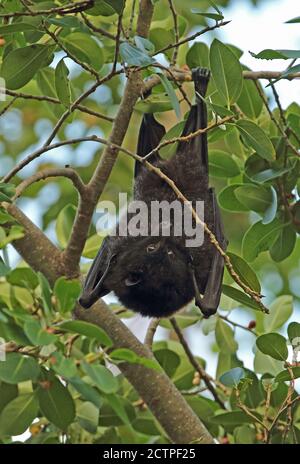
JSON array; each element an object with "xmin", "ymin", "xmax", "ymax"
[
  {"xmin": 192, "ymin": 189, "xmax": 228, "ymax": 318},
  {"xmin": 176, "ymin": 68, "xmax": 210, "ymax": 183},
  {"xmin": 135, "ymin": 113, "xmax": 166, "ymax": 178}
]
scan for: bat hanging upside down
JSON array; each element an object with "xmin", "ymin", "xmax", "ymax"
[{"xmin": 79, "ymin": 68, "xmax": 228, "ymax": 318}]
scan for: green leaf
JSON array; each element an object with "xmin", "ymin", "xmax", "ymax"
[
  {"xmin": 0, "ymin": 353, "xmax": 40, "ymax": 384},
  {"xmin": 154, "ymin": 348, "xmax": 180, "ymax": 378},
  {"xmin": 210, "ymin": 39, "xmax": 243, "ymax": 105},
  {"xmin": 53, "ymin": 277, "xmax": 81, "ymax": 314},
  {"xmin": 7, "ymin": 267, "xmax": 38, "ymax": 289},
  {"xmin": 0, "ymin": 23, "xmax": 38, "ymax": 35},
  {"xmin": 0, "ymin": 393, "xmax": 39, "ymax": 436},
  {"xmin": 287, "ymin": 322, "xmax": 300, "ymax": 346},
  {"xmin": 81, "ymin": 362, "xmax": 119, "ymax": 394},
  {"xmin": 275, "ymin": 367, "xmax": 300, "ymax": 383},
  {"xmin": 262, "ymin": 186, "xmax": 278, "ymax": 225},
  {"xmin": 227, "ymin": 253, "xmax": 261, "ymax": 293},
  {"xmin": 209, "ymin": 150, "xmax": 240, "ymax": 178},
  {"xmin": 252, "ymin": 166, "xmax": 294, "ymax": 183},
  {"xmin": 270, "ymin": 226, "xmax": 296, "ymax": 262},
  {"xmin": 77, "ymin": 401, "xmax": 99, "ymax": 434},
  {"xmin": 256, "ymin": 333, "xmax": 288, "ymax": 361},
  {"xmin": 286, "ymin": 16, "xmax": 300, "ymax": 23},
  {"xmin": 87, "ymin": 0, "xmax": 124, "ymax": 15},
  {"xmin": 219, "ymin": 367, "xmax": 245, "ymax": 387},
  {"xmin": 242, "ymin": 219, "xmax": 284, "ymax": 262},
  {"xmin": 215, "ymin": 318, "xmax": 238, "ymax": 353},
  {"xmin": 55, "ymin": 204, "xmax": 76, "ymax": 248},
  {"xmin": 222, "ymin": 285, "xmax": 263, "ymax": 311},
  {"xmin": 0, "ymin": 382, "xmax": 18, "ymax": 413},
  {"xmin": 218, "ymin": 184, "xmax": 249, "ymax": 212},
  {"xmin": 0, "ymin": 225, "xmax": 24, "ymax": 248},
  {"xmin": 251, "ymin": 49, "xmax": 300, "ymax": 60},
  {"xmin": 55, "ymin": 59, "xmax": 71, "ymax": 108},
  {"xmin": 254, "ymin": 350, "xmax": 283, "ymax": 376},
  {"xmin": 236, "ymin": 120, "xmax": 276, "ymax": 161},
  {"xmin": 159, "ymin": 121, "xmax": 185, "ymax": 159},
  {"xmin": 1, "ymin": 44, "xmax": 53, "ymax": 90},
  {"xmin": 45, "ymin": 16, "xmax": 87, "ymax": 29},
  {"xmin": 0, "ymin": 208, "xmax": 15, "ymax": 225},
  {"xmin": 119, "ymin": 42, "xmax": 154, "ymax": 66},
  {"xmin": 69, "ymin": 378, "xmax": 102, "ymax": 408},
  {"xmin": 186, "ymin": 42, "xmax": 209, "ymax": 70},
  {"xmin": 135, "ymin": 93, "xmax": 173, "ymax": 113},
  {"xmin": 157, "ymin": 72, "xmax": 181, "ymax": 119},
  {"xmin": 24, "ymin": 319, "xmax": 57, "ymax": 346},
  {"xmin": 264, "ymin": 295, "xmax": 293, "ymax": 332},
  {"xmin": 0, "ymin": 257, "xmax": 11, "ymax": 277},
  {"xmin": 234, "ymin": 425, "xmax": 256, "ymax": 444},
  {"xmin": 49, "ymin": 352, "xmax": 77, "ymax": 379},
  {"xmin": 235, "ymin": 184, "xmax": 273, "ymax": 213},
  {"xmin": 191, "ymin": 9, "xmax": 224, "ymax": 20},
  {"xmin": 149, "ymin": 28, "xmax": 174, "ymax": 59},
  {"xmin": 110, "ymin": 348, "xmax": 161, "ymax": 371},
  {"xmin": 37, "ymin": 272, "xmax": 52, "ymax": 316},
  {"xmin": 61, "ymin": 33, "xmax": 104, "ymax": 70},
  {"xmin": 237, "ymin": 79, "xmax": 263, "ymax": 119},
  {"xmin": 134, "ymin": 36, "xmax": 155, "ymax": 54},
  {"xmin": 105, "ymin": 394, "xmax": 130, "ymax": 425},
  {"xmin": 58, "ymin": 320, "xmax": 112, "ymax": 347},
  {"xmin": 38, "ymin": 376, "xmax": 75, "ymax": 430},
  {"xmin": 82, "ymin": 234, "xmax": 104, "ymax": 259},
  {"xmin": 36, "ymin": 67, "xmax": 64, "ymax": 118},
  {"xmin": 211, "ymin": 410, "xmax": 255, "ymax": 425}
]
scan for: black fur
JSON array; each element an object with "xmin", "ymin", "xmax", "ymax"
[{"xmin": 79, "ymin": 68, "xmax": 227, "ymax": 318}]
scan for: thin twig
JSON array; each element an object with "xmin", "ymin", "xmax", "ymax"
[
  {"xmin": 0, "ymin": 96, "xmax": 18, "ymax": 117},
  {"xmin": 144, "ymin": 319, "xmax": 161, "ymax": 349},
  {"xmin": 0, "ymin": 0, "xmax": 94, "ymax": 18},
  {"xmin": 144, "ymin": 115, "xmax": 234, "ymax": 160},
  {"xmin": 167, "ymin": 0, "xmax": 179, "ymax": 65},
  {"xmin": 170, "ymin": 317, "xmax": 227, "ymax": 409},
  {"xmin": 219, "ymin": 315, "xmax": 257, "ymax": 336},
  {"xmin": 81, "ymin": 13, "xmax": 117, "ymax": 41},
  {"xmin": 153, "ymin": 21, "xmax": 231, "ymax": 57},
  {"xmin": 13, "ymin": 168, "xmax": 86, "ymax": 200},
  {"xmin": 4, "ymin": 89, "xmax": 114, "ymax": 123},
  {"xmin": 128, "ymin": 0, "xmax": 137, "ymax": 37}
]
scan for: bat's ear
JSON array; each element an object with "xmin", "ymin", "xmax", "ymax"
[{"xmin": 79, "ymin": 239, "xmax": 114, "ymax": 309}]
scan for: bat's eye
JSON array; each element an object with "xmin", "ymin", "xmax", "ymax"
[
  {"xmin": 147, "ymin": 242, "xmax": 160, "ymax": 253},
  {"xmin": 125, "ymin": 272, "xmax": 142, "ymax": 287}
]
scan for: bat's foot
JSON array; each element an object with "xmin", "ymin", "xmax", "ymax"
[{"xmin": 192, "ymin": 67, "xmax": 210, "ymax": 97}]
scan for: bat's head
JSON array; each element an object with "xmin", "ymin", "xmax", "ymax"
[{"xmin": 96, "ymin": 236, "xmax": 195, "ymax": 317}]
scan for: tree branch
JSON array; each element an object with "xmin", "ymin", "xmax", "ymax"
[
  {"xmin": 0, "ymin": 0, "xmax": 94, "ymax": 18},
  {"xmin": 3, "ymin": 201, "xmax": 215, "ymax": 443},
  {"xmin": 13, "ymin": 167, "xmax": 86, "ymax": 200},
  {"xmin": 3, "ymin": 203, "xmax": 64, "ymax": 285},
  {"xmin": 63, "ymin": 0, "xmax": 156, "ymax": 274}
]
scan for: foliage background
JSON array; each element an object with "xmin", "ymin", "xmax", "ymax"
[{"xmin": 0, "ymin": 0, "xmax": 300, "ymax": 445}]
